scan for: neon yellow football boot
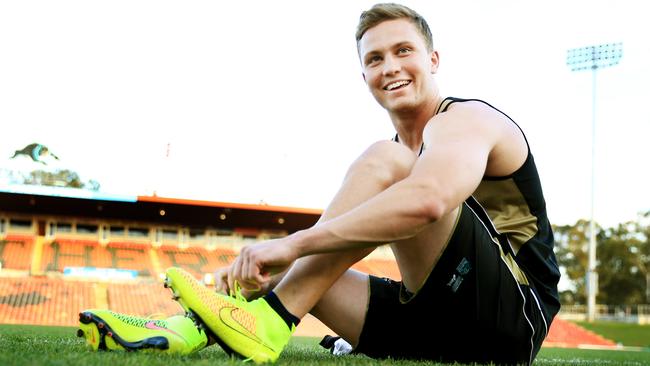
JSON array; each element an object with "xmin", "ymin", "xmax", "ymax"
[
  {"xmin": 77, "ymin": 309, "xmax": 208, "ymax": 354},
  {"xmin": 164, "ymin": 267, "xmax": 294, "ymax": 363}
]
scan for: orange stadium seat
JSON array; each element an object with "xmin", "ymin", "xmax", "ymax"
[
  {"xmin": 0, "ymin": 234, "xmax": 35, "ymax": 270},
  {"xmin": 0, "ymin": 277, "xmax": 95, "ymax": 326},
  {"xmin": 352, "ymin": 259, "xmax": 401, "ymax": 280},
  {"xmin": 40, "ymin": 238, "xmax": 100, "ymax": 272},
  {"xmin": 156, "ymin": 245, "xmax": 236, "ymax": 279},
  {"xmin": 365, "ymin": 259, "xmax": 401, "ymax": 280},
  {"xmin": 350, "ymin": 261, "xmax": 373, "ymax": 274},
  {"xmin": 103, "ymin": 241, "xmax": 154, "ymax": 276},
  {"xmin": 40, "ymin": 239, "xmax": 155, "ymax": 276},
  {"xmin": 0, "ymin": 277, "xmax": 188, "ymax": 326},
  {"xmin": 107, "ymin": 282, "xmax": 183, "ymax": 317}
]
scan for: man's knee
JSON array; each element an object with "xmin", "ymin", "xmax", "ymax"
[{"xmin": 346, "ymin": 140, "xmax": 417, "ymax": 187}]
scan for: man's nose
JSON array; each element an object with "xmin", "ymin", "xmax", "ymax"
[{"xmin": 382, "ymin": 55, "xmax": 401, "ymax": 76}]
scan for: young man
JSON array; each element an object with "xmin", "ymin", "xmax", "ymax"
[{"xmin": 80, "ymin": 3, "xmax": 560, "ymax": 364}]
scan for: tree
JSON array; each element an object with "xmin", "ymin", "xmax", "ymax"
[
  {"xmin": 554, "ymin": 211, "xmax": 650, "ymax": 305},
  {"xmin": 23, "ymin": 169, "xmax": 100, "ymax": 190},
  {"xmin": 554, "ymin": 219, "xmax": 591, "ymax": 304},
  {"xmin": 597, "ymin": 222, "xmax": 646, "ymax": 304},
  {"xmin": 629, "ymin": 211, "xmax": 650, "ymax": 303}
]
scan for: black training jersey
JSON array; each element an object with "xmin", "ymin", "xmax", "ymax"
[{"xmin": 435, "ymin": 97, "xmax": 561, "ymax": 324}]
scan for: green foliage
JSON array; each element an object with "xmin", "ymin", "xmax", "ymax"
[
  {"xmin": 554, "ymin": 219, "xmax": 591, "ymax": 303},
  {"xmin": 22, "ymin": 169, "xmax": 101, "ymax": 190},
  {"xmin": 598, "ymin": 222, "xmax": 648, "ymax": 304},
  {"xmin": 25, "ymin": 169, "xmax": 82, "ymax": 188},
  {"xmin": 554, "ymin": 212, "xmax": 650, "ymax": 305}
]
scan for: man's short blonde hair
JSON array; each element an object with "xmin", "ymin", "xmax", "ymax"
[{"xmin": 356, "ymin": 3, "xmax": 434, "ymax": 52}]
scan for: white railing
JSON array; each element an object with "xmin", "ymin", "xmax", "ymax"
[{"xmin": 559, "ymin": 304, "xmax": 650, "ymax": 324}]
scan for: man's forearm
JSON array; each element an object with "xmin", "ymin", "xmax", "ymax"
[{"xmin": 294, "ymin": 177, "xmax": 441, "ymax": 257}]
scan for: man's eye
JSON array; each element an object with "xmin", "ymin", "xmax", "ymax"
[
  {"xmin": 398, "ymin": 47, "xmax": 411, "ymax": 54},
  {"xmin": 368, "ymin": 55, "xmax": 382, "ymax": 64}
]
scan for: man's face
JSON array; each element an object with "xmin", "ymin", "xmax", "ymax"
[{"xmin": 358, "ymin": 19, "xmax": 438, "ymax": 113}]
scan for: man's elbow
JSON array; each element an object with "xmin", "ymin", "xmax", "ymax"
[
  {"xmin": 415, "ymin": 185, "xmax": 449, "ymax": 222},
  {"xmin": 421, "ymin": 198, "xmax": 446, "ymax": 222}
]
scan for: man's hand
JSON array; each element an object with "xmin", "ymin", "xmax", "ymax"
[
  {"xmin": 214, "ymin": 265, "xmax": 265, "ymax": 299},
  {"xmin": 225, "ymin": 237, "xmax": 300, "ymax": 295}
]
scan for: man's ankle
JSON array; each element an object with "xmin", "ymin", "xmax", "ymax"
[{"xmin": 263, "ymin": 291, "xmax": 300, "ymax": 328}]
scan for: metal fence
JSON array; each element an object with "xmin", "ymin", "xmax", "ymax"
[{"xmin": 559, "ymin": 304, "xmax": 650, "ymax": 324}]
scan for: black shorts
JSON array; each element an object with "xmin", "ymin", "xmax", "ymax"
[{"xmin": 355, "ymin": 197, "xmax": 548, "ymax": 365}]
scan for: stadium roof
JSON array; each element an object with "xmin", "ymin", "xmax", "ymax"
[{"xmin": 0, "ymin": 191, "xmax": 322, "ymax": 233}]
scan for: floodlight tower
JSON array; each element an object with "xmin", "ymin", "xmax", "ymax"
[{"xmin": 566, "ymin": 43, "xmax": 622, "ymax": 322}]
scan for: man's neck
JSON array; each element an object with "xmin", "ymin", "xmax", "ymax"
[{"xmin": 390, "ymin": 94, "xmax": 443, "ymax": 153}]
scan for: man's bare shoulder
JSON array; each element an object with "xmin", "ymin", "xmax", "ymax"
[
  {"xmin": 425, "ymin": 99, "xmax": 506, "ymax": 140},
  {"xmin": 424, "ymin": 99, "xmax": 527, "ymax": 175},
  {"xmin": 440, "ymin": 100, "xmax": 510, "ymax": 126}
]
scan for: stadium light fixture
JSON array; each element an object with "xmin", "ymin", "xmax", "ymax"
[{"xmin": 566, "ymin": 43, "xmax": 622, "ymax": 322}]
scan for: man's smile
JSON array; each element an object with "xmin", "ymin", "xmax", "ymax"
[{"xmin": 383, "ymin": 79, "xmax": 412, "ymax": 91}]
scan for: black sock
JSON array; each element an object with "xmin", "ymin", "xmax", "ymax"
[{"xmin": 263, "ymin": 291, "xmax": 300, "ymax": 328}]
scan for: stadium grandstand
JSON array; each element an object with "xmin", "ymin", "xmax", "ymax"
[{"xmin": 0, "ymin": 190, "xmax": 399, "ymax": 336}]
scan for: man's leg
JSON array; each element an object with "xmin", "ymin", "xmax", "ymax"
[
  {"xmin": 163, "ymin": 140, "xmax": 461, "ymax": 362},
  {"xmin": 273, "ymin": 140, "xmax": 459, "ymax": 346}
]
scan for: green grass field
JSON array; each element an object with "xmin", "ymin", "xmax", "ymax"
[
  {"xmin": 576, "ymin": 321, "xmax": 650, "ymax": 348},
  {"xmin": 0, "ymin": 324, "xmax": 649, "ymax": 366}
]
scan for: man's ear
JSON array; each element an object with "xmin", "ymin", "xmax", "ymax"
[{"xmin": 430, "ymin": 50, "xmax": 440, "ymax": 74}]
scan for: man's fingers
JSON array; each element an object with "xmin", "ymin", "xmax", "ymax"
[
  {"xmin": 240, "ymin": 256, "xmax": 261, "ymax": 291},
  {"xmin": 241, "ymin": 252, "xmax": 251, "ymax": 285},
  {"xmin": 258, "ymin": 271, "xmax": 271, "ymax": 284},
  {"xmin": 234, "ymin": 247, "xmax": 260, "ymax": 291},
  {"xmin": 227, "ymin": 258, "xmax": 240, "ymax": 295},
  {"xmin": 214, "ymin": 268, "xmax": 229, "ymax": 294},
  {"xmin": 245, "ymin": 254, "xmax": 259, "ymax": 286}
]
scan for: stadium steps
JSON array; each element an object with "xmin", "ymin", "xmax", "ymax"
[
  {"xmin": 30, "ymin": 236, "xmax": 45, "ymax": 275},
  {"xmin": 149, "ymin": 248, "xmax": 163, "ymax": 277},
  {"xmin": 543, "ymin": 318, "xmax": 617, "ymax": 348},
  {"xmin": 94, "ymin": 282, "xmax": 108, "ymax": 309}
]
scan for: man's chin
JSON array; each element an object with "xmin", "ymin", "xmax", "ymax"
[{"xmin": 384, "ymin": 100, "xmax": 418, "ymax": 114}]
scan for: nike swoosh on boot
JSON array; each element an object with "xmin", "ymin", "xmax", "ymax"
[{"xmin": 218, "ymin": 307, "xmax": 276, "ymax": 353}]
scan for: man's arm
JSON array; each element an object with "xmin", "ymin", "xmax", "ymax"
[
  {"xmin": 228, "ymin": 102, "xmax": 518, "ymax": 288},
  {"xmin": 294, "ymin": 102, "xmax": 501, "ymax": 255}
]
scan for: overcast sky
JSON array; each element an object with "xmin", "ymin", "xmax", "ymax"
[{"xmin": 1, "ymin": 0, "xmax": 648, "ymax": 228}]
